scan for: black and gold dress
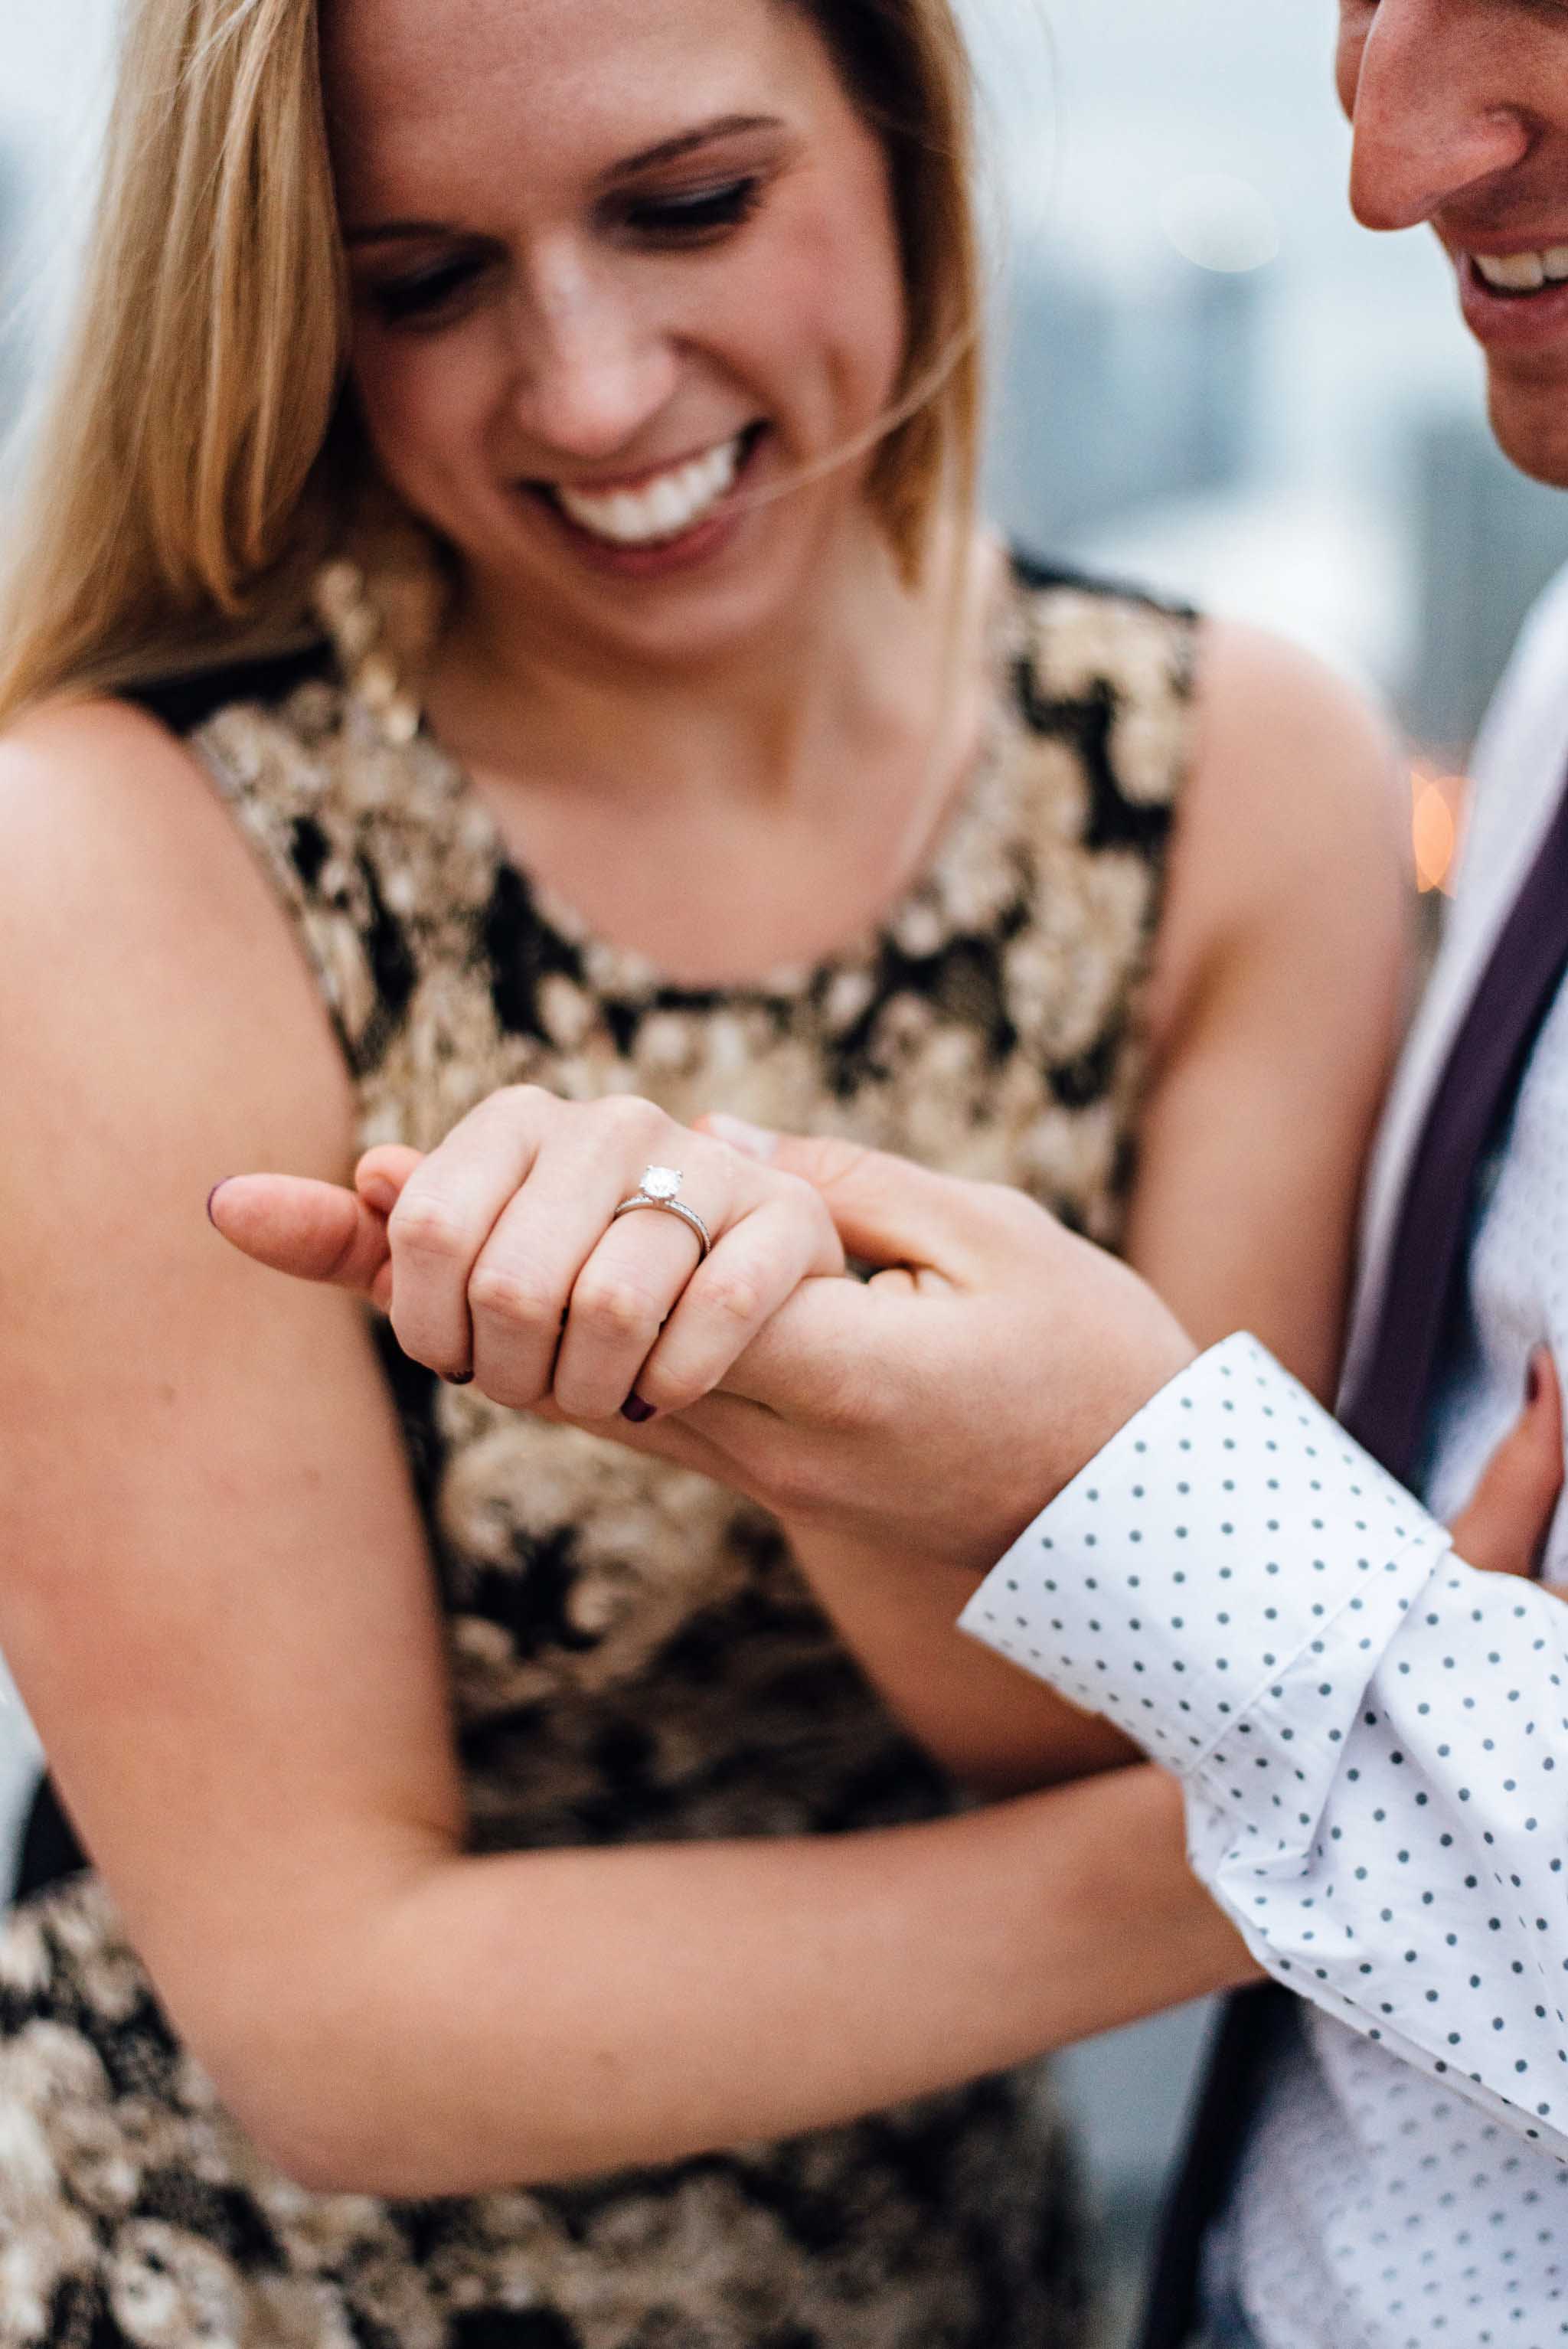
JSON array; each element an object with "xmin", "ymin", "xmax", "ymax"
[{"xmin": 0, "ymin": 554, "xmax": 1196, "ymax": 2349}]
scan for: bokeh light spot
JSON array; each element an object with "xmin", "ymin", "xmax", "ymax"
[
  {"xmin": 1159, "ymin": 174, "xmax": 1281, "ymax": 274},
  {"xmin": 1411, "ymin": 769, "xmax": 1466, "ymax": 896}
]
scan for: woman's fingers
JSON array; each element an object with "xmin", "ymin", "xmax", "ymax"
[
  {"xmin": 465, "ymin": 1096, "xmax": 713, "ymax": 1406},
  {"xmin": 385, "ymin": 1091, "xmax": 558, "ymax": 1380},
  {"xmin": 1450, "ymin": 1349, "xmax": 1564, "ymax": 1579},
  {"xmin": 549, "ymin": 1206, "xmax": 708, "ymax": 1420},
  {"xmin": 382, "ymin": 1090, "xmax": 766, "ymax": 1409},
  {"xmin": 550, "ymin": 1152, "xmax": 840, "ymax": 1423},
  {"xmin": 620, "ymin": 1191, "xmax": 846, "ymax": 1420},
  {"xmin": 208, "ymin": 1174, "xmax": 394, "ymax": 1305},
  {"xmin": 220, "ymin": 1096, "xmax": 852, "ymax": 1423}
]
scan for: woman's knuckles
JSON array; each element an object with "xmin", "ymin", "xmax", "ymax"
[
  {"xmin": 390, "ymin": 1193, "xmax": 481, "ymax": 1266},
  {"xmin": 594, "ymin": 1092, "xmax": 671, "ymax": 1153},
  {"xmin": 570, "ymin": 1270, "xmax": 668, "ymax": 1344},
  {"xmin": 467, "ymin": 1260, "xmax": 563, "ymax": 1334}
]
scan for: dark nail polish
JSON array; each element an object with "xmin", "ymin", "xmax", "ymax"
[
  {"xmin": 444, "ymin": 1371, "xmax": 475, "ymax": 1388},
  {"xmin": 205, "ymin": 1180, "xmax": 232, "ymax": 1227},
  {"xmin": 1528, "ymin": 1356, "xmax": 1544, "ymax": 1405},
  {"xmin": 622, "ymin": 1394, "xmax": 656, "ymax": 1424}
]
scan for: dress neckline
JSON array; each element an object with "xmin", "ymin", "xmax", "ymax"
[{"xmin": 323, "ymin": 547, "xmax": 1031, "ymax": 1006}]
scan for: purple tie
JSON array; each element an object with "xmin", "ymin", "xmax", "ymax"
[
  {"xmin": 1340, "ymin": 772, "xmax": 1568, "ymax": 1483},
  {"xmin": 1137, "ymin": 766, "xmax": 1568, "ymax": 2349}
]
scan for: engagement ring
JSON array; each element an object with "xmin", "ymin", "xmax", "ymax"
[{"xmin": 611, "ymin": 1165, "xmax": 713, "ymax": 1260}]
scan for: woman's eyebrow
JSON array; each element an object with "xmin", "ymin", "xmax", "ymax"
[{"xmin": 603, "ymin": 113, "xmax": 786, "ymax": 181}]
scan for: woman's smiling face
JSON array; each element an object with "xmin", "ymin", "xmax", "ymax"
[{"xmin": 324, "ymin": 0, "xmax": 910, "ymax": 667}]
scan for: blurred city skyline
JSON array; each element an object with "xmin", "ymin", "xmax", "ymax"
[{"xmin": 2, "ymin": 0, "xmax": 1564, "ymax": 733}]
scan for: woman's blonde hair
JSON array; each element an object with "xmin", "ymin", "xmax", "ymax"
[{"xmin": 0, "ymin": 0, "xmax": 985, "ymax": 725}]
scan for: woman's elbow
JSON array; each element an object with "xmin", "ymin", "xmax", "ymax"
[
  {"xmin": 201, "ymin": 2011, "xmax": 577, "ymax": 2200},
  {"xmin": 167, "ymin": 1940, "xmax": 442, "ymax": 2197},
  {"xmin": 195, "ymin": 2019, "xmax": 408, "ymax": 2197}
]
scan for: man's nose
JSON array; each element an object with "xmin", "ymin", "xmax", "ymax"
[
  {"xmin": 1346, "ymin": 0, "xmax": 1532, "ymax": 232},
  {"xmin": 509, "ymin": 263, "xmax": 679, "ymax": 464}
]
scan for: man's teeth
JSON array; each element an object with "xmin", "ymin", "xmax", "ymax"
[
  {"xmin": 1474, "ymin": 248, "xmax": 1568, "ymax": 293},
  {"xmin": 554, "ymin": 437, "xmax": 744, "ymax": 547}
]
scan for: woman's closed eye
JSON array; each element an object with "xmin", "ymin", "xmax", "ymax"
[
  {"xmin": 364, "ymin": 254, "xmax": 492, "ymax": 328},
  {"xmin": 616, "ymin": 177, "xmax": 764, "ymax": 245},
  {"xmin": 359, "ymin": 178, "xmax": 764, "ymax": 330}
]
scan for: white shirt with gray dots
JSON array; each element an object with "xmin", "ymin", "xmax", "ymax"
[
  {"xmin": 962, "ymin": 1337, "xmax": 1568, "ymax": 2346},
  {"xmin": 961, "ymin": 567, "xmax": 1568, "ymax": 2348}
]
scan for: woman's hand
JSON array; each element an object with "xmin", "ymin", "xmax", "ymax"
[
  {"xmin": 212, "ymin": 1088, "xmax": 843, "ymax": 1423},
  {"xmin": 212, "ymin": 1120, "xmax": 1195, "ymax": 1569},
  {"xmin": 215, "ymin": 1126, "xmax": 1568, "ymax": 1597},
  {"xmin": 1449, "ymin": 1349, "xmax": 1564, "ymax": 1580}
]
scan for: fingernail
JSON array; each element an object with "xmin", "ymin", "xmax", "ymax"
[
  {"xmin": 443, "ymin": 1371, "xmax": 475, "ymax": 1388},
  {"xmin": 704, "ymin": 1113, "xmax": 778, "ymax": 1162},
  {"xmin": 358, "ymin": 1174, "xmax": 398, "ymax": 1215},
  {"xmin": 621, "ymin": 1394, "xmax": 656, "ymax": 1424},
  {"xmin": 1528, "ymin": 1350, "xmax": 1546, "ymax": 1404},
  {"xmin": 206, "ymin": 1180, "xmax": 233, "ymax": 1227}
]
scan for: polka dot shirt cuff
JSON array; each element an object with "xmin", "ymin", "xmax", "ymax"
[{"xmin": 957, "ymin": 1331, "xmax": 1453, "ymax": 1784}]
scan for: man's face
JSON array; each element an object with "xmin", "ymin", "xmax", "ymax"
[{"xmin": 1338, "ymin": 0, "xmax": 1568, "ymax": 486}]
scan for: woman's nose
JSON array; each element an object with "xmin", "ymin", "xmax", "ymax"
[
  {"xmin": 1345, "ymin": 0, "xmax": 1534, "ymax": 234},
  {"xmin": 508, "ymin": 260, "xmax": 679, "ymax": 464}
]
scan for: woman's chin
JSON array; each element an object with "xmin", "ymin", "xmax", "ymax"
[{"xmin": 475, "ymin": 498, "xmax": 845, "ymax": 668}]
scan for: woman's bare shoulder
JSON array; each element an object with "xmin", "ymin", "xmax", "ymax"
[
  {"xmin": 1147, "ymin": 617, "xmax": 1409, "ymax": 1042},
  {"xmin": 4, "ymin": 691, "xmax": 269, "ymax": 928},
  {"xmin": 0, "ymin": 692, "xmax": 354, "ymax": 1179}
]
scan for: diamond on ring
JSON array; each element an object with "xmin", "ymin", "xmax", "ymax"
[{"xmin": 611, "ymin": 1165, "xmax": 714, "ymax": 1260}]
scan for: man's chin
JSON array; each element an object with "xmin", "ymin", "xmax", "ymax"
[{"xmin": 1486, "ymin": 371, "xmax": 1568, "ymax": 493}]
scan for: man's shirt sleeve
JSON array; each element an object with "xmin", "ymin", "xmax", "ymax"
[{"xmin": 959, "ymin": 1331, "xmax": 1568, "ymax": 2157}]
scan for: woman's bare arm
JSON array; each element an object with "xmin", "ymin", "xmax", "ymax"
[
  {"xmin": 0, "ymin": 701, "xmax": 1256, "ymax": 2198},
  {"xmin": 1129, "ymin": 620, "xmax": 1410, "ymax": 1386}
]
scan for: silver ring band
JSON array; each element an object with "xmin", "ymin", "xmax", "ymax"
[
  {"xmin": 611, "ymin": 1166, "xmax": 713, "ymax": 1261},
  {"xmin": 611, "ymin": 1194, "xmax": 713, "ymax": 1259}
]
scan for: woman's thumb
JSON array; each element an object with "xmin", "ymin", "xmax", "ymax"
[
  {"xmin": 208, "ymin": 1171, "xmax": 396, "ymax": 1308},
  {"xmin": 1449, "ymin": 1348, "xmax": 1564, "ymax": 1579}
]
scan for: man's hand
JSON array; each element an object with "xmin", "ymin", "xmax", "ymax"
[
  {"xmin": 211, "ymin": 1123, "xmax": 1196, "ymax": 1576},
  {"xmin": 1449, "ymin": 1350, "xmax": 1564, "ymax": 1580}
]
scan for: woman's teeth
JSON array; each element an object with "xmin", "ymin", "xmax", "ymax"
[
  {"xmin": 554, "ymin": 436, "xmax": 745, "ymax": 547},
  {"xmin": 1473, "ymin": 248, "xmax": 1568, "ymax": 294}
]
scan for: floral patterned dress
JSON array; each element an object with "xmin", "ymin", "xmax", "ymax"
[{"xmin": 0, "ymin": 554, "xmax": 1197, "ymax": 2349}]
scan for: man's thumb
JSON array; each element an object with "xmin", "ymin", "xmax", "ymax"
[
  {"xmin": 1450, "ymin": 1349, "xmax": 1564, "ymax": 1579},
  {"xmin": 699, "ymin": 1115, "xmax": 977, "ymax": 1273}
]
